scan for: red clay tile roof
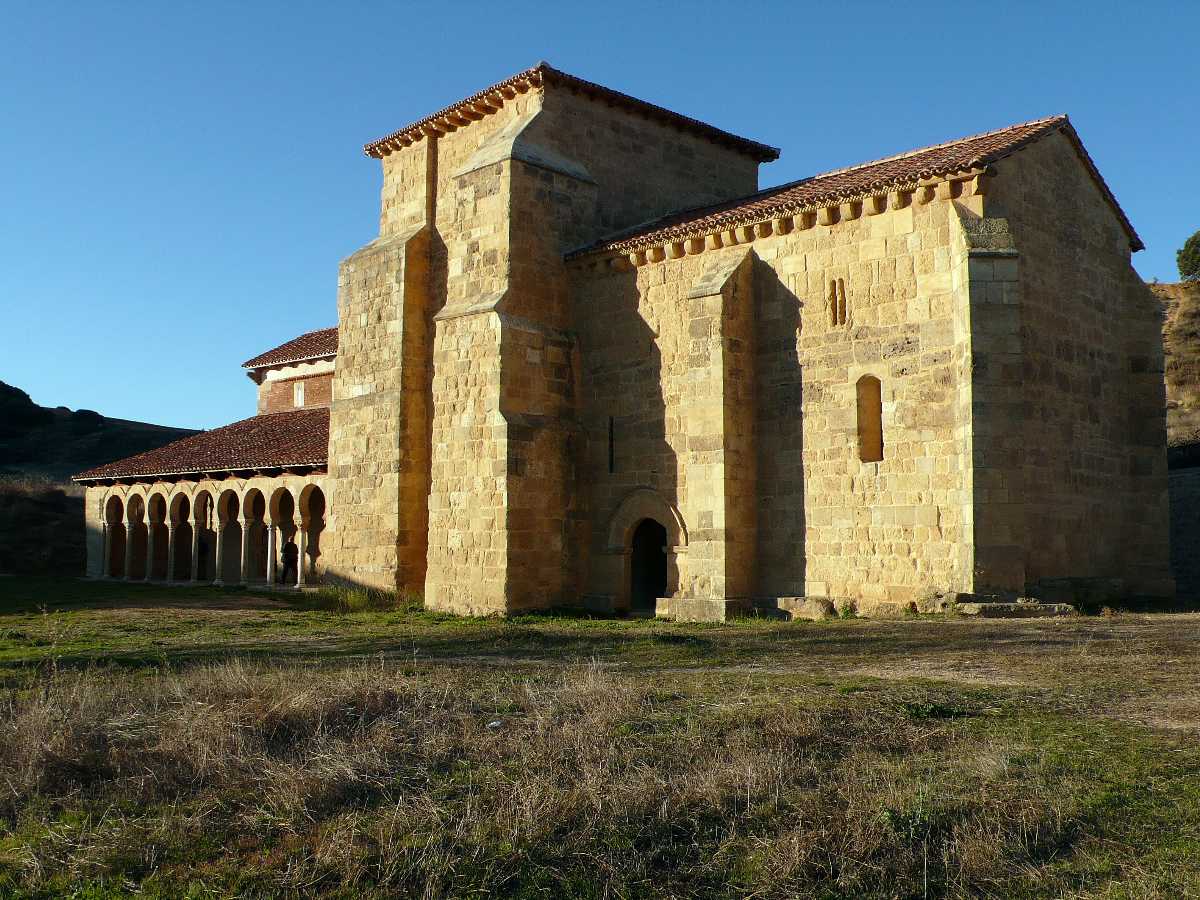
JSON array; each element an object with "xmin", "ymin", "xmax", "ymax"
[
  {"xmin": 363, "ymin": 62, "xmax": 779, "ymax": 163},
  {"xmin": 73, "ymin": 408, "xmax": 329, "ymax": 481},
  {"xmin": 243, "ymin": 327, "xmax": 338, "ymax": 370},
  {"xmin": 572, "ymin": 114, "xmax": 1142, "ymax": 255}
]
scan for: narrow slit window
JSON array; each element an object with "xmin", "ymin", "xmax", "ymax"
[
  {"xmin": 829, "ymin": 279, "xmax": 848, "ymax": 327},
  {"xmin": 856, "ymin": 375, "xmax": 883, "ymax": 462},
  {"xmin": 608, "ymin": 416, "xmax": 615, "ymax": 474},
  {"xmin": 293, "ymin": 381, "xmax": 305, "ymax": 407}
]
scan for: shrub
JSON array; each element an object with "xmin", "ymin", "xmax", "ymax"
[{"xmin": 1180, "ymin": 229, "xmax": 1200, "ymax": 282}]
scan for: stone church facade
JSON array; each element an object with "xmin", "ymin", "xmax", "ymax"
[{"xmin": 76, "ymin": 63, "xmax": 1173, "ymax": 619}]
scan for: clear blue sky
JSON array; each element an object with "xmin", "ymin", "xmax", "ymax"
[{"xmin": 2, "ymin": 1, "xmax": 1196, "ymax": 429}]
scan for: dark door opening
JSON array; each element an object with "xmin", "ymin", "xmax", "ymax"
[{"xmin": 630, "ymin": 518, "xmax": 668, "ymax": 614}]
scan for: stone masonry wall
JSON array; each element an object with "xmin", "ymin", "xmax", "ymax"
[
  {"xmin": 536, "ymin": 88, "xmax": 760, "ymax": 241},
  {"xmin": 323, "ymin": 225, "xmax": 431, "ymax": 591},
  {"xmin": 419, "ymin": 81, "xmax": 764, "ymax": 614},
  {"xmin": 570, "ymin": 195, "xmax": 975, "ymax": 611},
  {"xmin": 986, "ymin": 131, "xmax": 1173, "ymax": 598}
]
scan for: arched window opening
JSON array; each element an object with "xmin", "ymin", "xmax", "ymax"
[{"xmin": 856, "ymin": 375, "xmax": 883, "ymax": 463}]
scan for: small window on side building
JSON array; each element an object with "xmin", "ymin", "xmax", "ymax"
[
  {"xmin": 856, "ymin": 375, "xmax": 883, "ymax": 462},
  {"xmin": 293, "ymin": 381, "xmax": 305, "ymax": 408},
  {"xmin": 829, "ymin": 278, "xmax": 848, "ymax": 327}
]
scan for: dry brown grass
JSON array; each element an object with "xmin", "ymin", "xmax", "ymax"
[
  {"xmin": 0, "ymin": 659, "xmax": 1118, "ymax": 898},
  {"xmin": 3, "ymin": 581, "xmax": 1200, "ymax": 896}
]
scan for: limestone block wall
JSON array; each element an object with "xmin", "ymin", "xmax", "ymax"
[
  {"xmin": 951, "ymin": 206, "xmax": 1028, "ymax": 593},
  {"xmin": 535, "ymin": 87, "xmax": 761, "ymax": 239},
  {"xmin": 323, "ymin": 226, "xmax": 431, "ymax": 591},
  {"xmin": 678, "ymin": 250, "xmax": 756, "ymax": 600},
  {"xmin": 986, "ymin": 131, "xmax": 1173, "ymax": 598},
  {"xmin": 570, "ymin": 196, "xmax": 974, "ymax": 609},
  {"xmin": 425, "ymin": 312, "xmax": 508, "ymax": 614}
]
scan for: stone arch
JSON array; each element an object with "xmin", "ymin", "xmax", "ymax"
[
  {"xmin": 146, "ymin": 492, "xmax": 169, "ymax": 580},
  {"xmin": 298, "ymin": 484, "xmax": 326, "ymax": 583},
  {"xmin": 242, "ymin": 488, "xmax": 268, "ymax": 582},
  {"xmin": 104, "ymin": 494, "xmax": 125, "ymax": 578},
  {"xmin": 605, "ymin": 489, "xmax": 687, "ymax": 613},
  {"xmin": 125, "ymin": 493, "xmax": 148, "ymax": 579},
  {"xmin": 606, "ymin": 488, "xmax": 688, "ymax": 553},
  {"xmin": 192, "ymin": 489, "xmax": 217, "ymax": 581},
  {"xmin": 269, "ymin": 486, "xmax": 296, "ymax": 529},
  {"xmin": 168, "ymin": 492, "xmax": 193, "ymax": 581},
  {"xmin": 215, "ymin": 488, "xmax": 242, "ymax": 584}
]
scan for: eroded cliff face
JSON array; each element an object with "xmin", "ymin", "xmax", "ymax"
[{"xmin": 1154, "ymin": 280, "xmax": 1200, "ymax": 456}]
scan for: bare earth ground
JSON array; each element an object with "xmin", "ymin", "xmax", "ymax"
[{"xmin": 2, "ymin": 577, "xmax": 1200, "ymax": 898}]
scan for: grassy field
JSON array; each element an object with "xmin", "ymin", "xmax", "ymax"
[{"xmin": 2, "ymin": 579, "xmax": 1199, "ymax": 897}]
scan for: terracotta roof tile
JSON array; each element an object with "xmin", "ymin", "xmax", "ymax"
[
  {"xmin": 73, "ymin": 408, "xmax": 329, "ymax": 481},
  {"xmin": 572, "ymin": 115, "xmax": 1142, "ymax": 255},
  {"xmin": 363, "ymin": 62, "xmax": 779, "ymax": 163},
  {"xmin": 243, "ymin": 327, "xmax": 338, "ymax": 370}
]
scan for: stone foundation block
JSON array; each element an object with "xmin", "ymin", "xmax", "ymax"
[
  {"xmin": 753, "ymin": 596, "xmax": 835, "ymax": 621},
  {"xmin": 955, "ymin": 600, "xmax": 1077, "ymax": 618},
  {"xmin": 655, "ymin": 596, "xmax": 753, "ymax": 623}
]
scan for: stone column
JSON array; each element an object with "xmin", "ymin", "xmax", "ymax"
[
  {"xmin": 145, "ymin": 524, "xmax": 157, "ymax": 582},
  {"xmin": 166, "ymin": 524, "xmax": 176, "ymax": 583},
  {"xmin": 213, "ymin": 522, "xmax": 225, "ymax": 586},
  {"xmin": 101, "ymin": 523, "xmax": 111, "ymax": 579},
  {"xmin": 676, "ymin": 248, "xmax": 757, "ymax": 612},
  {"xmin": 190, "ymin": 524, "xmax": 201, "ymax": 582},
  {"xmin": 123, "ymin": 523, "xmax": 135, "ymax": 580},
  {"xmin": 296, "ymin": 519, "xmax": 308, "ymax": 587},
  {"xmin": 266, "ymin": 524, "xmax": 278, "ymax": 585},
  {"xmin": 239, "ymin": 518, "xmax": 252, "ymax": 585}
]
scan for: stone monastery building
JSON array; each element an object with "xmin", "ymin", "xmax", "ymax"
[{"xmin": 76, "ymin": 63, "xmax": 1173, "ymax": 619}]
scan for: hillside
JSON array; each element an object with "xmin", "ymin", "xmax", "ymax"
[
  {"xmin": 0, "ymin": 382, "xmax": 198, "ymax": 574},
  {"xmin": 0, "ymin": 382, "xmax": 198, "ymax": 483},
  {"xmin": 1153, "ymin": 281, "xmax": 1200, "ymax": 466}
]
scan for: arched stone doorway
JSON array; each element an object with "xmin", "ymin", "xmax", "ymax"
[
  {"xmin": 630, "ymin": 518, "xmax": 667, "ymax": 614},
  {"xmin": 604, "ymin": 488, "xmax": 687, "ymax": 614}
]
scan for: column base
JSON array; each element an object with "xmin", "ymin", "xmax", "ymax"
[{"xmin": 654, "ymin": 596, "xmax": 753, "ymax": 623}]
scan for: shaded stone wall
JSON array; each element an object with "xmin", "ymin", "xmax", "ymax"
[
  {"xmin": 987, "ymin": 131, "xmax": 1172, "ymax": 598},
  {"xmin": 323, "ymin": 225, "xmax": 431, "ymax": 591},
  {"xmin": 570, "ymin": 197, "xmax": 975, "ymax": 613},
  {"xmin": 537, "ymin": 88, "xmax": 760, "ymax": 240}
]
